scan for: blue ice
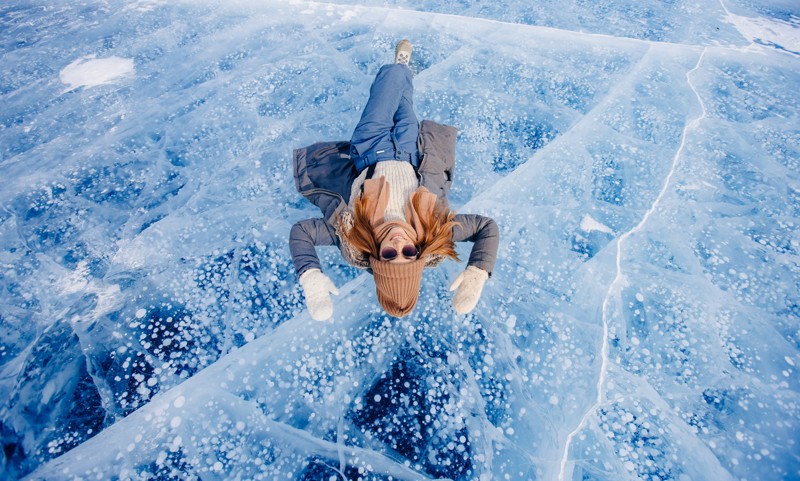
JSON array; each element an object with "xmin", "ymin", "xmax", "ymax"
[{"xmin": 1, "ymin": 0, "xmax": 799, "ymax": 480}]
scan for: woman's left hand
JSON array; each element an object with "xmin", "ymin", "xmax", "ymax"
[{"xmin": 449, "ymin": 266, "xmax": 489, "ymax": 314}]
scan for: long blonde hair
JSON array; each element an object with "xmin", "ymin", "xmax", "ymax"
[{"xmin": 342, "ymin": 190, "xmax": 460, "ymax": 261}]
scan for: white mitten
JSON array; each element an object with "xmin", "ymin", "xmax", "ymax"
[
  {"xmin": 449, "ymin": 266, "xmax": 489, "ymax": 314},
  {"xmin": 299, "ymin": 269, "xmax": 339, "ymax": 321}
]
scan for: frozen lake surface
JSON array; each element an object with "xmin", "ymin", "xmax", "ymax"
[{"xmin": 1, "ymin": 0, "xmax": 799, "ymax": 480}]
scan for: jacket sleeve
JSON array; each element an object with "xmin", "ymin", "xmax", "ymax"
[
  {"xmin": 452, "ymin": 214, "xmax": 500, "ymax": 276},
  {"xmin": 289, "ymin": 218, "xmax": 338, "ymax": 278}
]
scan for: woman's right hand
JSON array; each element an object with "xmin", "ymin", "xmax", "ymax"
[
  {"xmin": 449, "ymin": 266, "xmax": 489, "ymax": 314},
  {"xmin": 298, "ymin": 269, "xmax": 339, "ymax": 321}
]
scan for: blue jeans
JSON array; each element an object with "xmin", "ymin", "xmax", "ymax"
[{"xmin": 350, "ymin": 64, "xmax": 419, "ymax": 172}]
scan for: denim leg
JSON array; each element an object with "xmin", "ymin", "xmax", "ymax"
[{"xmin": 350, "ymin": 64, "xmax": 419, "ymax": 172}]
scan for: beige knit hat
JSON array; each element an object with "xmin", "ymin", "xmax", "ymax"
[{"xmin": 369, "ymin": 256, "xmax": 425, "ymax": 317}]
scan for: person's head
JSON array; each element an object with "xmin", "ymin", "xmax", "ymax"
[{"xmin": 342, "ymin": 189, "xmax": 460, "ymax": 317}]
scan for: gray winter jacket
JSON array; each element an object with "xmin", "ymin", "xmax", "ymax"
[{"xmin": 290, "ymin": 120, "xmax": 499, "ymax": 278}]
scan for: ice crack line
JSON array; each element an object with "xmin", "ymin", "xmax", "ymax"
[{"xmin": 556, "ymin": 47, "xmax": 708, "ymax": 481}]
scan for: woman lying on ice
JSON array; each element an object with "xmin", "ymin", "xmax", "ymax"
[{"xmin": 290, "ymin": 39, "xmax": 499, "ymax": 320}]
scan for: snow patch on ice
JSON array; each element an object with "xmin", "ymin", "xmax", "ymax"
[
  {"xmin": 59, "ymin": 55, "xmax": 135, "ymax": 92},
  {"xmin": 56, "ymin": 261, "xmax": 123, "ymax": 318},
  {"xmin": 123, "ymin": 0, "xmax": 165, "ymax": 12},
  {"xmin": 56, "ymin": 261, "xmax": 91, "ymax": 295},
  {"xmin": 580, "ymin": 214, "xmax": 614, "ymax": 234},
  {"xmin": 725, "ymin": 12, "xmax": 800, "ymax": 54}
]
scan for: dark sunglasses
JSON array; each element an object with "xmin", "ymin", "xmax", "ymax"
[{"xmin": 381, "ymin": 245, "xmax": 419, "ymax": 260}]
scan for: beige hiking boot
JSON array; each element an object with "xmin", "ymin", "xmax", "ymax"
[{"xmin": 394, "ymin": 39, "xmax": 412, "ymax": 65}]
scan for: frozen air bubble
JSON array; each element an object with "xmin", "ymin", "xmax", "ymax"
[
  {"xmin": 447, "ymin": 353, "xmax": 459, "ymax": 365},
  {"xmin": 506, "ymin": 315, "xmax": 517, "ymax": 329},
  {"xmin": 135, "ymin": 308, "xmax": 146, "ymax": 319}
]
